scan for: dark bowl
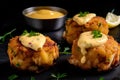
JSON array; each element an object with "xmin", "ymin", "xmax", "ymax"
[{"xmin": 22, "ymin": 6, "xmax": 68, "ymax": 32}]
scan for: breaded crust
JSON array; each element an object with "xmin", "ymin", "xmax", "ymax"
[
  {"xmin": 69, "ymin": 36, "xmax": 120, "ymax": 71},
  {"xmin": 63, "ymin": 16, "xmax": 109, "ymax": 44},
  {"xmin": 7, "ymin": 36, "xmax": 59, "ymax": 73}
]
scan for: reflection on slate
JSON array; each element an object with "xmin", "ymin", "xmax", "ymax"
[
  {"xmin": 0, "ymin": 44, "xmax": 9, "ymax": 64},
  {"xmin": 109, "ymin": 25, "xmax": 120, "ymax": 43}
]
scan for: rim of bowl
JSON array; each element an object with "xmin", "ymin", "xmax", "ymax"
[{"xmin": 22, "ymin": 6, "xmax": 68, "ymax": 20}]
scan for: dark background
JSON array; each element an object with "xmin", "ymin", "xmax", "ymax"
[
  {"xmin": 0, "ymin": 0, "xmax": 119, "ymax": 33},
  {"xmin": 0, "ymin": 0, "xmax": 120, "ymax": 80}
]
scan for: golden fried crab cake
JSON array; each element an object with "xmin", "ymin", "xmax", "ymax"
[
  {"xmin": 85, "ymin": 16, "xmax": 109, "ymax": 34},
  {"xmin": 7, "ymin": 30, "xmax": 59, "ymax": 73},
  {"xmin": 68, "ymin": 30, "xmax": 120, "ymax": 71},
  {"xmin": 63, "ymin": 12, "xmax": 109, "ymax": 44}
]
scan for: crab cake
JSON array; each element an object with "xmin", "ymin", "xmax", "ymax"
[
  {"xmin": 7, "ymin": 30, "xmax": 59, "ymax": 73},
  {"xmin": 68, "ymin": 30, "xmax": 120, "ymax": 71},
  {"xmin": 63, "ymin": 13, "xmax": 109, "ymax": 44}
]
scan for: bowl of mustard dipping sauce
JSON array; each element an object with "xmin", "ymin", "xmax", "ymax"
[{"xmin": 22, "ymin": 6, "xmax": 68, "ymax": 31}]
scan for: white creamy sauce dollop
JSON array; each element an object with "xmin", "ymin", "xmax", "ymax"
[
  {"xmin": 19, "ymin": 33, "xmax": 46, "ymax": 51},
  {"xmin": 73, "ymin": 13, "xmax": 96, "ymax": 25},
  {"xmin": 77, "ymin": 31, "xmax": 108, "ymax": 63}
]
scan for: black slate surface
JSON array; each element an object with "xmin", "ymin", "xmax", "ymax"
[{"xmin": 0, "ymin": 0, "xmax": 120, "ymax": 80}]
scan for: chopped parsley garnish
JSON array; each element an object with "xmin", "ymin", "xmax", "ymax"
[
  {"xmin": 51, "ymin": 73, "xmax": 67, "ymax": 80},
  {"xmin": 99, "ymin": 77, "xmax": 104, "ymax": 80},
  {"xmin": 21, "ymin": 30, "xmax": 28, "ymax": 35},
  {"xmin": 98, "ymin": 22, "xmax": 102, "ymax": 27},
  {"xmin": 8, "ymin": 74, "xmax": 18, "ymax": 80},
  {"xmin": 78, "ymin": 11, "xmax": 89, "ymax": 17},
  {"xmin": 0, "ymin": 28, "xmax": 16, "ymax": 44},
  {"xmin": 31, "ymin": 76, "xmax": 36, "ymax": 80},
  {"xmin": 28, "ymin": 31, "xmax": 39, "ymax": 37},
  {"xmin": 16, "ymin": 63, "xmax": 20, "ymax": 67},
  {"xmin": 21, "ymin": 30, "xmax": 39, "ymax": 37},
  {"xmin": 92, "ymin": 30, "xmax": 102, "ymax": 38},
  {"xmin": 60, "ymin": 47, "xmax": 71, "ymax": 54}
]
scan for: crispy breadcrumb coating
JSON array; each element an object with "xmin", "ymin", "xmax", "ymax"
[
  {"xmin": 69, "ymin": 36, "xmax": 120, "ymax": 71},
  {"xmin": 63, "ymin": 16, "xmax": 109, "ymax": 44},
  {"xmin": 7, "ymin": 36, "xmax": 59, "ymax": 73}
]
